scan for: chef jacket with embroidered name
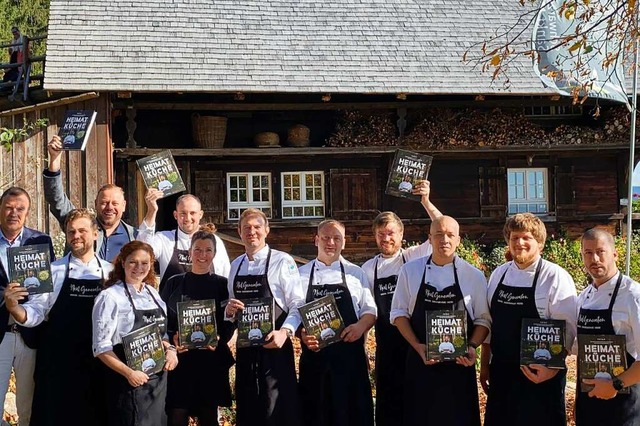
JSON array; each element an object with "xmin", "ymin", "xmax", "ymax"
[
  {"xmin": 22, "ymin": 255, "xmax": 113, "ymax": 328},
  {"xmin": 576, "ymin": 272, "xmax": 640, "ymax": 360},
  {"xmin": 487, "ymin": 257, "xmax": 577, "ymax": 349},
  {"xmin": 137, "ymin": 224, "xmax": 231, "ymax": 279},
  {"xmin": 92, "ymin": 281, "xmax": 167, "ymax": 356},
  {"xmin": 299, "ymin": 257, "xmax": 377, "ymax": 319},
  {"xmin": 390, "ymin": 255, "xmax": 491, "ymax": 329},
  {"xmin": 227, "ymin": 245, "xmax": 305, "ymax": 332},
  {"xmin": 361, "ymin": 240, "xmax": 433, "ymax": 294}
]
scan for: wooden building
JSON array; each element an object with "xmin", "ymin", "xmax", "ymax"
[{"xmin": 2, "ymin": 0, "xmax": 637, "ymax": 262}]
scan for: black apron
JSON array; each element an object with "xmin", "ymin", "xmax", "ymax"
[
  {"xmin": 485, "ymin": 260, "xmax": 566, "ymax": 426},
  {"xmin": 233, "ymin": 249, "xmax": 300, "ymax": 426},
  {"xmin": 372, "ymin": 254, "xmax": 409, "ymax": 426},
  {"xmin": 403, "ymin": 255, "xmax": 480, "ymax": 426},
  {"xmin": 575, "ymin": 274, "xmax": 640, "ymax": 426},
  {"xmin": 31, "ymin": 255, "xmax": 108, "ymax": 426},
  {"xmin": 159, "ymin": 230, "xmax": 191, "ymax": 292},
  {"xmin": 299, "ymin": 261, "xmax": 374, "ymax": 426},
  {"xmin": 106, "ymin": 284, "xmax": 168, "ymax": 426}
]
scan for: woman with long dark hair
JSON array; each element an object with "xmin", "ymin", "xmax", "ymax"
[
  {"xmin": 161, "ymin": 224, "xmax": 234, "ymax": 426},
  {"xmin": 92, "ymin": 241, "xmax": 178, "ymax": 426}
]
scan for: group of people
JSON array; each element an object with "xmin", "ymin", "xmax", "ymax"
[{"xmin": 0, "ymin": 134, "xmax": 637, "ymax": 426}]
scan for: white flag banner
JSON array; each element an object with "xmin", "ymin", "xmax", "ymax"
[{"xmin": 532, "ymin": 0, "xmax": 628, "ymax": 104}]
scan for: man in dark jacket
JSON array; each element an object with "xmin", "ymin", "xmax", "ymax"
[
  {"xmin": 44, "ymin": 135, "xmax": 136, "ymax": 261},
  {"xmin": 0, "ymin": 187, "xmax": 54, "ymax": 425}
]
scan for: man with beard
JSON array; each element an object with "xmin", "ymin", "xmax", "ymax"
[
  {"xmin": 0, "ymin": 187, "xmax": 54, "ymax": 426},
  {"xmin": 45, "ymin": 136, "xmax": 136, "ymax": 262},
  {"xmin": 361, "ymin": 179, "xmax": 441, "ymax": 426},
  {"xmin": 139, "ymin": 192, "xmax": 230, "ymax": 290},
  {"xmin": 482, "ymin": 213, "xmax": 577, "ymax": 426},
  {"xmin": 574, "ymin": 228, "xmax": 640, "ymax": 426},
  {"xmin": 391, "ymin": 215, "xmax": 491, "ymax": 425},
  {"xmin": 5, "ymin": 208, "xmax": 112, "ymax": 426}
]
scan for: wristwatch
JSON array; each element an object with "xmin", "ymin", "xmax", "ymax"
[
  {"xmin": 612, "ymin": 376, "xmax": 626, "ymax": 391},
  {"xmin": 283, "ymin": 328, "xmax": 294, "ymax": 339}
]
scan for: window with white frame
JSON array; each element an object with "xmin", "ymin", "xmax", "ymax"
[
  {"xmin": 281, "ymin": 171, "xmax": 325, "ymax": 219},
  {"xmin": 507, "ymin": 168, "xmax": 549, "ymax": 214},
  {"xmin": 227, "ymin": 173, "xmax": 272, "ymax": 220}
]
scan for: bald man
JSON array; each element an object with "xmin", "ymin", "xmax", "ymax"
[
  {"xmin": 575, "ymin": 228, "xmax": 640, "ymax": 426},
  {"xmin": 390, "ymin": 216, "xmax": 491, "ymax": 425}
]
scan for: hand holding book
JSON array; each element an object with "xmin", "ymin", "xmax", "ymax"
[
  {"xmin": 520, "ymin": 364, "xmax": 560, "ymax": 384},
  {"xmin": 581, "ymin": 377, "xmax": 620, "ymax": 400},
  {"xmin": 301, "ymin": 328, "xmax": 321, "ymax": 352}
]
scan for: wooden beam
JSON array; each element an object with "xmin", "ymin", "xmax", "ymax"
[
  {"xmin": 0, "ymin": 92, "xmax": 100, "ymax": 117},
  {"xmin": 113, "ymin": 98, "xmax": 588, "ymax": 112},
  {"xmin": 114, "ymin": 144, "xmax": 635, "ymax": 159}
]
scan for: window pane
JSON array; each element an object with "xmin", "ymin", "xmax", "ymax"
[
  {"xmin": 528, "ymin": 203, "xmax": 538, "ymax": 212},
  {"xmin": 539, "ymin": 204, "xmax": 547, "ymax": 213},
  {"xmin": 509, "ymin": 204, "xmax": 517, "ymax": 214},
  {"xmin": 261, "ymin": 189, "xmax": 269, "ymax": 201},
  {"xmin": 517, "ymin": 204, "xmax": 526, "ymax": 213},
  {"xmin": 239, "ymin": 190, "xmax": 247, "ymax": 202},
  {"xmin": 507, "ymin": 172, "xmax": 515, "ymax": 185},
  {"xmin": 253, "ymin": 189, "xmax": 260, "ymax": 201},
  {"xmin": 306, "ymin": 188, "xmax": 313, "ymax": 200},
  {"xmin": 516, "ymin": 187, "xmax": 524, "ymax": 199},
  {"xmin": 304, "ymin": 207, "xmax": 313, "ymax": 216},
  {"xmin": 230, "ymin": 190, "xmax": 238, "ymax": 203},
  {"xmin": 508, "ymin": 186, "xmax": 515, "ymax": 199},
  {"xmin": 284, "ymin": 189, "xmax": 292, "ymax": 201},
  {"xmin": 292, "ymin": 174, "xmax": 300, "ymax": 186},
  {"xmin": 315, "ymin": 206, "xmax": 324, "ymax": 216},
  {"xmin": 314, "ymin": 188, "xmax": 322, "ymax": 200},
  {"xmin": 305, "ymin": 174, "xmax": 313, "ymax": 186},
  {"xmin": 516, "ymin": 173, "xmax": 524, "ymax": 185},
  {"xmin": 252, "ymin": 176, "xmax": 260, "ymax": 187},
  {"xmin": 284, "ymin": 174, "xmax": 291, "ymax": 186},
  {"xmin": 239, "ymin": 176, "xmax": 246, "ymax": 187},
  {"xmin": 292, "ymin": 188, "xmax": 301, "ymax": 201},
  {"xmin": 294, "ymin": 207, "xmax": 303, "ymax": 217},
  {"xmin": 261, "ymin": 176, "xmax": 269, "ymax": 187},
  {"xmin": 283, "ymin": 207, "xmax": 292, "ymax": 217},
  {"xmin": 229, "ymin": 209, "xmax": 239, "ymax": 219},
  {"xmin": 314, "ymin": 174, "xmax": 322, "ymax": 186},
  {"xmin": 230, "ymin": 176, "xmax": 238, "ymax": 188}
]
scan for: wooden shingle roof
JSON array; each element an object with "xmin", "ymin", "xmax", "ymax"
[{"xmin": 44, "ymin": 0, "xmax": 551, "ymax": 95}]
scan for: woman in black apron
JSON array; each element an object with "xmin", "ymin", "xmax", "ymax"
[
  {"xmin": 299, "ymin": 261, "xmax": 374, "ymax": 426},
  {"xmin": 575, "ymin": 274, "xmax": 640, "ymax": 426},
  {"xmin": 161, "ymin": 228, "xmax": 234, "ymax": 426},
  {"xmin": 403, "ymin": 255, "xmax": 481, "ymax": 426},
  {"xmin": 230, "ymin": 248, "xmax": 300, "ymax": 426},
  {"xmin": 93, "ymin": 241, "xmax": 179, "ymax": 426},
  {"xmin": 31, "ymin": 253, "xmax": 110, "ymax": 426},
  {"xmin": 485, "ymin": 260, "xmax": 567, "ymax": 426}
]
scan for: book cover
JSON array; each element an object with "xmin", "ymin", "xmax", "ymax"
[
  {"xmin": 236, "ymin": 297, "xmax": 274, "ymax": 349},
  {"xmin": 520, "ymin": 318, "xmax": 566, "ymax": 368},
  {"xmin": 58, "ymin": 110, "xmax": 97, "ymax": 151},
  {"xmin": 122, "ymin": 323, "xmax": 165, "ymax": 375},
  {"xmin": 177, "ymin": 299, "xmax": 218, "ymax": 349},
  {"xmin": 426, "ymin": 310, "xmax": 467, "ymax": 362},
  {"xmin": 299, "ymin": 294, "xmax": 345, "ymax": 349},
  {"xmin": 136, "ymin": 150, "xmax": 186, "ymax": 198},
  {"xmin": 385, "ymin": 149, "xmax": 433, "ymax": 201},
  {"xmin": 7, "ymin": 244, "xmax": 53, "ymax": 295},
  {"xmin": 578, "ymin": 334, "xmax": 629, "ymax": 394}
]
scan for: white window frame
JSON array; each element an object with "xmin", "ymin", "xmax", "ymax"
[
  {"xmin": 226, "ymin": 172, "xmax": 272, "ymax": 220},
  {"xmin": 281, "ymin": 171, "xmax": 325, "ymax": 219},
  {"xmin": 507, "ymin": 168, "xmax": 549, "ymax": 215}
]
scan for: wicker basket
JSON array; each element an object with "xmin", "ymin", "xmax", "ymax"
[
  {"xmin": 253, "ymin": 132, "xmax": 280, "ymax": 147},
  {"xmin": 286, "ymin": 124, "xmax": 310, "ymax": 147},
  {"xmin": 192, "ymin": 115, "xmax": 227, "ymax": 148}
]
